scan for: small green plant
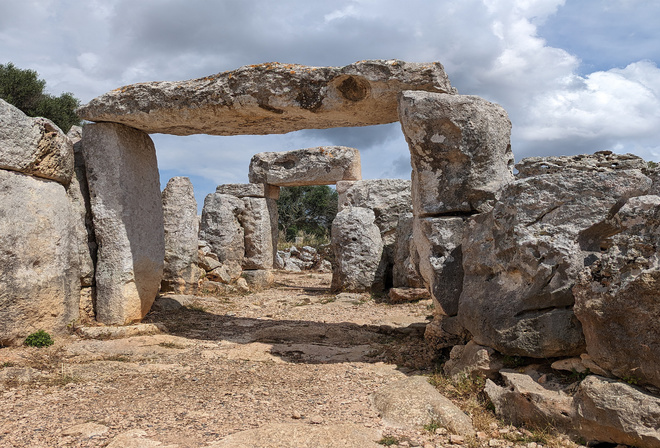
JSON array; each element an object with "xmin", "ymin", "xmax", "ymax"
[
  {"xmin": 648, "ymin": 161, "xmax": 658, "ymax": 169},
  {"xmin": 569, "ymin": 368, "xmax": 591, "ymax": 381},
  {"xmin": 24, "ymin": 330, "xmax": 54, "ymax": 347},
  {"xmin": 158, "ymin": 341, "xmax": 184, "ymax": 349},
  {"xmin": 622, "ymin": 375, "xmax": 639, "ymax": 385},
  {"xmin": 1, "ymin": 361, "xmax": 15, "ymax": 368},
  {"xmin": 185, "ymin": 303, "xmax": 207, "ymax": 312},
  {"xmin": 377, "ymin": 435, "xmax": 399, "ymax": 446},
  {"xmin": 423, "ymin": 420, "xmax": 442, "ymax": 433},
  {"xmin": 501, "ymin": 354, "xmax": 526, "ymax": 368}
]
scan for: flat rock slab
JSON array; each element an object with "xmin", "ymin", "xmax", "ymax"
[
  {"xmin": 77, "ymin": 60, "xmax": 453, "ymax": 136},
  {"xmin": 249, "ymin": 146, "xmax": 361, "ymax": 187},
  {"xmin": 206, "ymin": 423, "xmax": 382, "ymax": 448}
]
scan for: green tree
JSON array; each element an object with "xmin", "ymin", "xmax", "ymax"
[
  {"xmin": 0, "ymin": 62, "xmax": 81, "ymax": 132},
  {"xmin": 277, "ymin": 185, "xmax": 339, "ymax": 242}
]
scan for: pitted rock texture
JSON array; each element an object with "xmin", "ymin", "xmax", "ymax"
[
  {"xmin": 249, "ymin": 146, "xmax": 361, "ymax": 187},
  {"xmin": 216, "ymin": 183, "xmax": 280, "ymax": 199},
  {"xmin": 241, "ymin": 197, "xmax": 277, "ymax": 270},
  {"xmin": 331, "ymin": 207, "xmax": 383, "ymax": 293},
  {"xmin": 78, "ymin": 60, "xmax": 454, "ymax": 136},
  {"xmin": 573, "ymin": 195, "xmax": 660, "ymax": 389},
  {"xmin": 82, "ymin": 123, "xmax": 164, "ymax": 325},
  {"xmin": 458, "ymin": 154, "xmax": 652, "ymax": 358},
  {"xmin": 0, "ymin": 170, "xmax": 80, "ymax": 345},
  {"xmin": 392, "ymin": 213, "xmax": 425, "ymax": 288},
  {"xmin": 161, "ymin": 177, "xmax": 200, "ymax": 294},
  {"xmin": 0, "ymin": 99, "xmax": 73, "ymax": 185},
  {"xmin": 398, "ymin": 91, "xmax": 514, "ymax": 215}
]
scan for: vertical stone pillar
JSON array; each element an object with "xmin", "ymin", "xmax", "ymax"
[
  {"xmin": 398, "ymin": 91, "xmax": 513, "ymax": 317},
  {"xmin": 82, "ymin": 123, "xmax": 164, "ymax": 325},
  {"xmin": 161, "ymin": 177, "xmax": 199, "ymax": 294}
]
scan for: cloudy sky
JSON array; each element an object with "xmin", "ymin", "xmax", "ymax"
[{"xmin": 2, "ymin": 0, "xmax": 659, "ymax": 208}]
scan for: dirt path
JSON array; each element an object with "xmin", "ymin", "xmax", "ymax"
[{"xmin": 1, "ymin": 272, "xmax": 443, "ymax": 447}]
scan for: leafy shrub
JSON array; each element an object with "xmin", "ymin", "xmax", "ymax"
[{"xmin": 24, "ymin": 330, "xmax": 54, "ymax": 347}]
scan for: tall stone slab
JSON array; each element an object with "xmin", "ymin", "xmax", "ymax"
[
  {"xmin": 0, "ymin": 170, "xmax": 80, "ymax": 345},
  {"xmin": 78, "ymin": 60, "xmax": 454, "ymax": 136},
  {"xmin": 241, "ymin": 197, "xmax": 275, "ymax": 270},
  {"xmin": 331, "ymin": 207, "xmax": 383, "ymax": 292},
  {"xmin": 161, "ymin": 177, "xmax": 199, "ymax": 294},
  {"xmin": 82, "ymin": 123, "xmax": 164, "ymax": 325},
  {"xmin": 199, "ymin": 193, "xmax": 246, "ymax": 281}
]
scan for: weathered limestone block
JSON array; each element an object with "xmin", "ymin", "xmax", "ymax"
[
  {"xmin": 249, "ymin": 146, "xmax": 361, "ymax": 187},
  {"xmin": 0, "ymin": 99, "xmax": 73, "ymax": 185},
  {"xmin": 485, "ymin": 371, "xmax": 575, "ymax": 432},
  {"xmin": 216, "ymin": 183, "xmax": 280, "ymax": 200},
  {"xmin": 0, "ymin": 170, "xmax": 80, "ymax": 344},
  {"xmin": 443, "ymin": 341, "xmax": 503, "ymax": 380},
  {"xmin": 372, "ymin": 376, "xmax": 475, "ymax": 435},
  {"xmin": 458, "ymin": 155, "xmax": 651, "ymax": 358},
  {"xmin": 161, "ymin": 177, "xmax": 200, "ymax": 294},
  {"xmin": 398, "ymin": 91, "xmax": 514, "ymax": 215},
  {"xmin": 199, "ymin": 193, "xmax": 245, "ymax": 281},
  {"xmin": 331, "ymin": 207, "xmax": 383, "ymax": 292},
  {"xmin": 82, "ymin": 123, "xmax": 164, "ymax": 325},
  {"xmin": 241, "ymin": 270, "xmax": 275, "ymax": 288},
  {"xmin": 392, "ymin": 213, "xmax": 424, "ymax": 288},
  {"xmin": 338, "ymin": 179, "xmax": 413, "ymax": 290},
  {"xmin": 573, "ymin": 195, "xmax": 660, "ymax": 389},
  {"xmin": 387, "ymin": 287, "xmax": 429, "ymax": 303},
  {"xmin": 424, "ymin": 315, "xmax": 470, "ymax": 350},
  {"xmin": 414, "ymin": 216, "xmax": 466, "ymax": 317},
  {"xmin": 241, "ymin": 197, "xmax": 275, "ymax": 270},
  {"xmin": 66, "ymin": 126, "xmax": 96, "ymax": 288},
  {"xmin": 574, "ymin": 376, "xmax": 660, "ymax": 448},
  {"xmin": 78, "ymin": 60, "xmax": 454, "ymax": 136}
]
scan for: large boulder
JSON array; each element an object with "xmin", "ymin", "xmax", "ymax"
[
  {"xmin": 0, "ymin": 99, "xmax": 73, "ymax": 185},
  {"xmin": 77, "ymin": 60, "xmax": 454, "ymax": 136},
  {"xmin": 398, "ymin": 91, "xmax": 514, "ymax": 215},
  {"xmin": 331, "ymin": 207, "xmax": 383, "ymax": 292},
  {"xmin": 573, "ymin": 195, "xmax": 660, "ymax": 389},
  {"xmin": 241, "ymin": 197, "xmax": 277, "ymax": 270},
  {"xmin": 161, "ymin": 177, "xmax": 200, "ymax": 294},
  {"xmin": 249, "ymin": 146, "xmax": 361, "ymax": 187},
  {"xmin": 574, "ymin": 376, "xmax": 660, "ymax": 448},
  {"xmin": 199, "ymin": 193, "xmax": 246, "ymax": 281},
  {"xmin": 459, "ymin": 153, "xmax": 651, "ymax": 358},
  {"xmin": 82, "ymin": 123, "xmax": 164, "ymax": 325},
  {"xmin": 0, "ymin": 170, "xmax": 80, "ymax": 345}
]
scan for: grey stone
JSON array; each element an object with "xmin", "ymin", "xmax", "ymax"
[
  {"xmin": 573, "ymin": 195, "xmax": 660, "ymax": 389},
  {"xmin": 331, "ymin": 207, "xmax": 383, "ymax": 292},
  {"xmin": 414, "ymin": 216, "xmax": 466, "ymax": 317},
  {"xmin": 424, "ymin": 315, "xmax": 470, "ymax": 350},
  {"xmin": 242, "ymin": 270, "xmax": 275, "ymax": 288},
  {"xmin": 216, "ymin": 183, "xmax": 280, "ymax": 199},
  {"xmin": 574, "ymin": 376, "xmax": 660, "ymax": 448},
  {"xmin": 82, "ymin": 123, "xmax": 164, "ymax": 325},
  {"xmin": 0, "ymin": 170, "xmax": 80, "ymax": 345},
  {"xmin": 444, "ymin": 341, "xmax": 503, "ymax": 380},
  {"xmin": 392, "ymin": 213, "xmax": 424, "ymax": 288},
  {"xmin": 398, "ymin": 91, "xmax": 514, "ymax": 215},
  {"xmin": 458, "ymin": 155, "xmax": 651, "ymax": 358},
  {"xmin": 161, "ymin": 177, "xmax": 200, "ymax": 294},
  {"xmin": 78, "ymin": 60, "xmax": 454, "ymax": 136},
  {"xmin": 485, "ymin": 371, "xmax": 575, "ymax": 432},
  {"xmin": 241, "ymin": 197, "xmax": 275, "ymax": 270},
  {"xmin": 387, "ymin": 287, "xmax": 429, "ymax": 303},
  {"xmin": 249, "ymin": 146, "xmax": 361, "ymax": 187},
  {"xmin": 372, "ymin": 375, "xmax": 475, "ymax": 435},
  {"xmin": 199, "ymin": 193, "xmax": 245, "ymax": 281},
  {"xmin": 0, "ymin": 99, "xmax": 74, "ymax": 185}
]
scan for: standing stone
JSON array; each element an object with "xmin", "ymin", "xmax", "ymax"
[
  {"xmin": 458, "ymin": 154, "xmax": 651, "ymax": 358},
  {"xmin": 338, "ymin": 179, "xmax": 413, "ymax": 291},
  {"xmin": 414, "ymin": 216, "xmax": 466, "ymax": 316},
  {"xmin": 398, "ymin": 91, "xmax": 514, "ymax": 215},
  {"xmin": 199, "ymin": 193, "xmax": 246, "ymax": 281},
  {"xmin": 82, "ymin": 123, "xmax": 164, "ymax": 325},
  {"xmin": 392, "ymin": 213, "xmax": 424, "ymax": 288},
  {"xmin": 249, "ymin": 146, "xmax": 361, "ymax": 186},
  {"xmin": 161, "ymin": 177, "xmax": 200, "ymax": 294},
  {"xmin": 0, "ymin": 99, "xmax": 74, "ymax": 185},
  {"xmin": 77, "ymin": 60, "xmax": 454, "ymax": 136},
  {"xmin": 241, "ymin": 197, "xmax": 275, "ymax": 270},
  {"xmin": 0, "ymin": 170, "xmax": 80, "ymax": 344},
  {"xmin": 331, "ymin": 207, "xmax": 383, "ymax": 292},
  {"xmin": 573, "ymin": 195, "xmax": 660, "ymax": 389}
]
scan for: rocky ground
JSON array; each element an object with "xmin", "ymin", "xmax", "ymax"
[{"xmin": 0, "ymin": 272, "xmax": 578, "ymax": 448}]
